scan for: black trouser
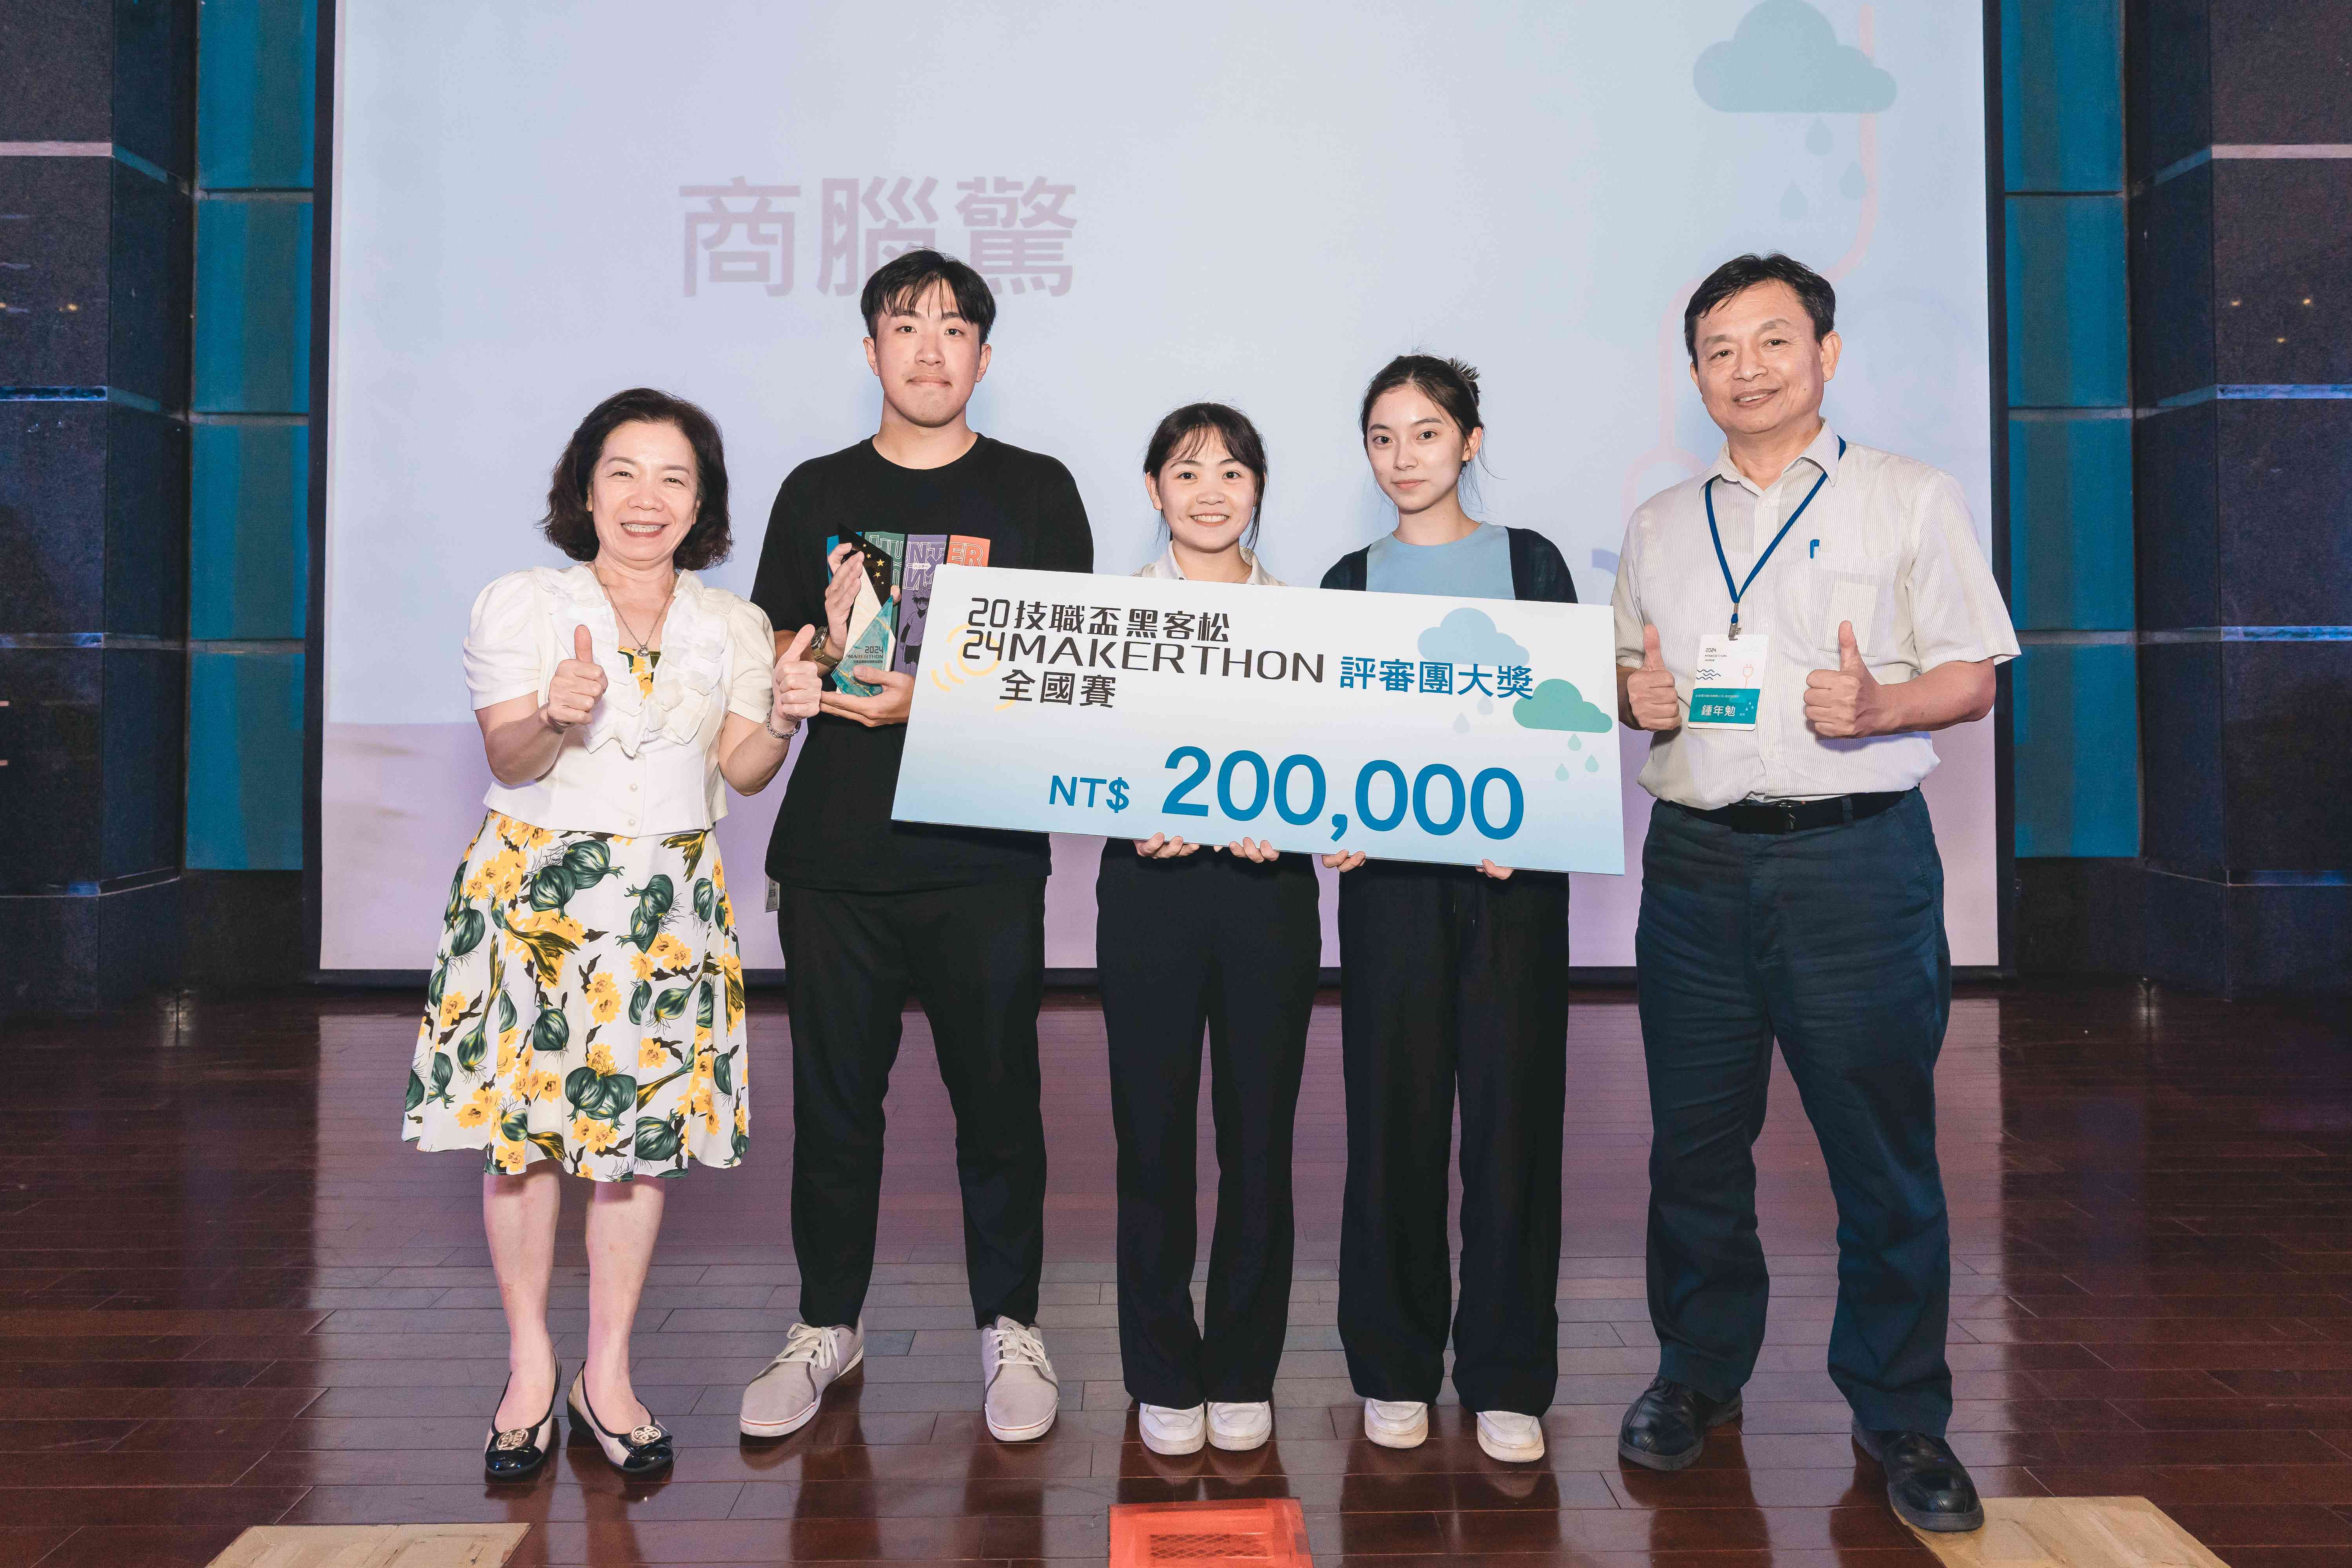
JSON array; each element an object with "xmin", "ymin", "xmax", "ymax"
[
  {"xmin": 1097, "ymin": 843, "xmax": 1321, "ymax": 1409},
  {"xmin": 1336, "ymin": 860, "xmax": 1569, "ymax": 1416},
  {"xmin": 778, "ymin": 879, "xmax": 1047, "ymax": 1329},
  {"xmin": 1636, "ymin": 791, "xmax": 1954, "ymax": 1434}
]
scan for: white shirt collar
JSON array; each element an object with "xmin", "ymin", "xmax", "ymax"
[
  {"xmin": 1709, "ymin": 418, "xmax": 1845, "ymax": 495},
  {"xmin": 1147, "ymin": 543, "xmax": 1277, "ymax": 585}
]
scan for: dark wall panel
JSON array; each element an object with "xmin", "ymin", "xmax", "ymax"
[
  {"xmin": 2138, "ymin": 640, "xmax": 2222, "ymax": 875},
  {"xmin": 0, "ymin": 157, "xmax": 112, "ymax": 388},
  {"xmin": 181, "ymin": 869, "xmax": 301, "ymax": 987},
  {"xmin": 0, "ymin": 887, "xmax": 99, "ymax": 1014},
  {"xmin": 2212, "ymin": 161, "xmax": 2352, "ymax": 388},
  {"xmin": 0, "ymin": 649, "xmax": 104, "ymax": 894},
  {"xmin": 2144, "ymin": 866, "xmax": 2225, "ymax": 993},
  {"xmin": 2014, "ymin": 857, "xmax": 2147, "ymax": 976},
  {"xmin": 0, "ymin": 4, "xmax": 196, "ymax": 1018},
  {"xmin": 0, "ymin": 157, "xmax": 189, "ymax": 400},
  {"xmin": 107, "ymin": 0, "xmax": 198, "ymax": 176},
  {"xmin": 2123, "ymin": 3, "xmax": 2352, "ymax": 993},
  {"xmin": 106, "ymin": 161, "xmax": 192, "ymax": 405},
  {"xmin": 0, "ymin": 2, "xmax": 112, "ymax": 144},
  {"xmin": 2209, "ymin": 2, "xmax": 2352, "ymax": 146},
  {"xmin": 2129, "ymin": 164, "xmax": 2215, "ymax": 405},
  {"xmin": 0, "ymin": 403, "xmax": 107, "ymax": 632},
  {"xmin": 2220, "ymin": 641, "xmax": 2352, "ymax": 871},
  {"xmin": 2216, "ymin": 399, "xmax": 2352, "ymax": 628},
  {"xmin": 2226, "ymin": 882, "xmax": 2352, "ymax": 995},
  {"xmin": 100, "ymin": 648, "xmax": 185, "ymax": 881},
  {"xmin": 2132, "ymin": 403, "xmax": 2216, "ymax": 631},
  {"xmin": 2126, "ymin": 0, "xmax": 2212, "ymax": 180},
  {"xmin": 105, "ymin": 404, "xmax": 189, "ymax": 636}
]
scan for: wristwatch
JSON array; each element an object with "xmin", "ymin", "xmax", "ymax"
[{"xmin": 808, "ymin": 631, "xmax": 843, "ymax": 672}]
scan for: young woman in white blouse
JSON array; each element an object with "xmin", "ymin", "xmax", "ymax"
[
  {"xmin": 1098, "ymin": 404, "xmax": 1321, "ymax": 1456},
  {"xmin": 401, "ymin": 388, "xmax": 823, "ymax": 1481}
]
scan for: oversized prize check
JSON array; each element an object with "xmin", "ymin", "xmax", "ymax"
[{"xmin": 891, "ymin": 565, "xmax": 1625, "ymax": 875}]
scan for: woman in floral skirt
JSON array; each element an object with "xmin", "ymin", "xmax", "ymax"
[{"xmin": 402, "ymin": 387, "xmax": 823, "ymax": 1481}]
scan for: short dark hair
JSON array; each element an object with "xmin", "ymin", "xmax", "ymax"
[
  {"xmin": 1143, "ymin": 402, "xmax": 1269, "ymax": 546},
  {"xmin": 1682, "ymin": 253, "xmax": 1836, "ymax": 365},
  {"xmin": 1359, "ymin": 354, "xmax": 1483, "ymax": 444},
  {"xmin": 860, "ymin": 248, "xmax": 998, "ymax": 345},
  {"xmin": 541, "ymin": 388, "xmax": 732, "ymax": 572}
]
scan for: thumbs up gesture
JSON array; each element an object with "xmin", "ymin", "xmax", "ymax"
[
  {"xmin": 1803, "ymin": 621, "xmax": 1886, "ymax": 738},
  {"xmin": 543, "ymin": 624, "xmax": 608, "ymax": 733},
  {"xmin": 771, "ymin": 624, "xmax": 824, "ymax": 730},
  {"xmin": 1622, "ymin": 624, "xmax": 1683, "ymax": 731}
]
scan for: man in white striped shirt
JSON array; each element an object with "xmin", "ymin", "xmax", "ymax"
[{"xmin": 1608, "ymin": 253, "xmax": 2016, "ymax": 1535}]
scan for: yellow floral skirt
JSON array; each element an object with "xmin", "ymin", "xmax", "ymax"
[{"xmin": 401, "ymin": 811, "xmax": 749, "ymax": 1180}]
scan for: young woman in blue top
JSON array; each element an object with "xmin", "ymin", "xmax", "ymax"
[
  {"xmin": 1099, "ymin": 403, "xmax": 1321, "ymax": 1457},
  {"xmin": 1320, "ymin": 356, "xmax": 1575, "ymax": 1465}
]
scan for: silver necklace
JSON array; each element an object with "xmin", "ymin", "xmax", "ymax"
[{"xmin": 598, "ymin": 571, "xmax": 677, "ymax": 654}]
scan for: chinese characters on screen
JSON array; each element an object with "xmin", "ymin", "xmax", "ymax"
[{"xmin": 680, "ymin": 175, "xmax": 1076, "ymax": 299}]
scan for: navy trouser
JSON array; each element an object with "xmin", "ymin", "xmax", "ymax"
[
  {"xmin": 1338, "ymin": 861, "xmax": 1569, "ymax": 1416},
  {"xmin": 1635, "ymin": 789, "xmax": 1954, "ymax": 1435},
  {"xmin": 1097, "ymin": 843, "xmax": 1321, "ymax": 1408}
]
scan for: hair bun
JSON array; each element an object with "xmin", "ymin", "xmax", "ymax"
[{"xmin": 1445, "ymin": 358, "xmax": 1482, "ymax": 403}]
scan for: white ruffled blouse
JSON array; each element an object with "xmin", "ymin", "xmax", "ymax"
[{"xmin": 462, "ymin": 564, "xmax": 775, "ymax": 837}]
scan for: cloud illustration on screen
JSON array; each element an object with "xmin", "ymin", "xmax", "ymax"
[
  {"xmin": 1512, "ymin": 679, "xmax": 1612, "ymax": 734},
  {"xmin": 1418, "ymin": 608, "xmax": 1530, "ymax": 667},
  {"xmin": 1694, "ymin": 0, "xmax": 1896, "ymax": 113}
]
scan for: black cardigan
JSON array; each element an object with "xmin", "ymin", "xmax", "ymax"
[{"xmin": 1319, "ymin": 526, "xmax": 1579, "ymax": 604}]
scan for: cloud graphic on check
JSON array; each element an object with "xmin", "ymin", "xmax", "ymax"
[
  {"xmin": 1513, "ymin": 679, "xmax": 1612, "ymax": 734},
  {"xmin": 1694, "ymin": 0, "xmax": 1896, "ymax": 113},
  {"xmin": 1418, "ymin": 608, "xmax": 1530, "ymax": 667}
]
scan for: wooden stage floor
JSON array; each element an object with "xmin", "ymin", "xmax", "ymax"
[{"xmin": 4, "ymin": 981, "xmax": 2350, "ymax": 1567}]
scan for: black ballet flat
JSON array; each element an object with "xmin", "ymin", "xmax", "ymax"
[
  {"xmin": 483, "ymin": 1359, "xmax": 561, "ymax": 1482},
  {"xmin": 568, "ymin": 1371, "xmax": 675, "ymax": 1476}
]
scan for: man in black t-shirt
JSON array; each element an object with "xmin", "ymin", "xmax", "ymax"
[{"xmin": 738, "ymin": 251, "xmax": 1092, "ymax": 1446}]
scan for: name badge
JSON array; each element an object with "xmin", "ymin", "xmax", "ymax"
[{"xmin": 1688, "ymin": 633, "xmax": 1768, "ymax": 730}]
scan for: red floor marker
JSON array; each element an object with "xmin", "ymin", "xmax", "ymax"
[{"xmin": 1107, "ymin": 1498, "xmax": 1312, "ymax": 1566}]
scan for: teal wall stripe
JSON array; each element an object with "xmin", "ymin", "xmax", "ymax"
[
  {"xmin": 2005, "ymin": 194, "xmax": 2129, "ymax": 407},
  {"xmin": 2008, "ymin": 416, "xmax": 2134, "ymax": 631},
  {"xmin": 197, "ymin": 0, "xmax": 319, "ymax": 189},
  {"xmin": 191, "ymin": 423, "xmax": 310, "ymax": 640},
  {"xmin": 186, "ymin": 649, "xmax": 307, "ymax": 869},
  {"xmin": 192, "ymin": 0, "xmax": 317, "ymax": 875},
  {"xmin": 2002, "ymin": 1, "xmax": 2135, "ymax": 862},
  {"xmin": 193, "ymin": 199, "xmax": 314, "ymax": 414},
  {"xmin": 2013, "ymin": 644, "xmax": 2140, "ymax": 858},
  {"xmin": 2000, "ymin": 0, "xmax": 2124, "ymax": 193}
]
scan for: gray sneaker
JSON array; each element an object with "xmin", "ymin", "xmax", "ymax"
[
  {"xmin": 980, "ymin": 1316, "xmax": 1058, "ymax": 1442},
  {"xmin": 740, "ymin": 1321, "xmax": 862, "ymax": 1438}
]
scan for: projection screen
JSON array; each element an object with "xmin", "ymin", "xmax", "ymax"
[{"xmin": 321, "ymin": 0, "xmax": 1997, "ymax": 974}]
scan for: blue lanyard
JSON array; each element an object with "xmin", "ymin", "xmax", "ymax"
[{"xmin": 1703, "ymin": 437, "xmax": 1844, "ymax": 638}]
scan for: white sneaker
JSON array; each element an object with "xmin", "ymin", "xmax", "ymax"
[
  {"xmin": 1476, "ymin": 1409, "xmax": 1546, "ymax": 1463},
  {"xmin": 980, "ymin": 1317, "xmax": 1059, "ymax": 1442},
  {"xmin": 1363, "ymin": 1398, "xmax": 1428, "ymax": 1448},
  {"xmin": 1138, "ymin": 1402, "xmax": 1205, "ymax": 1455},
  {"xmin": 739, "ymin": 1321, "xmax": 863, "ymax": 1437},
  {"xmin": 1208, "ymin": 1400, "xmax": 1273, "ymax": 1452}
]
